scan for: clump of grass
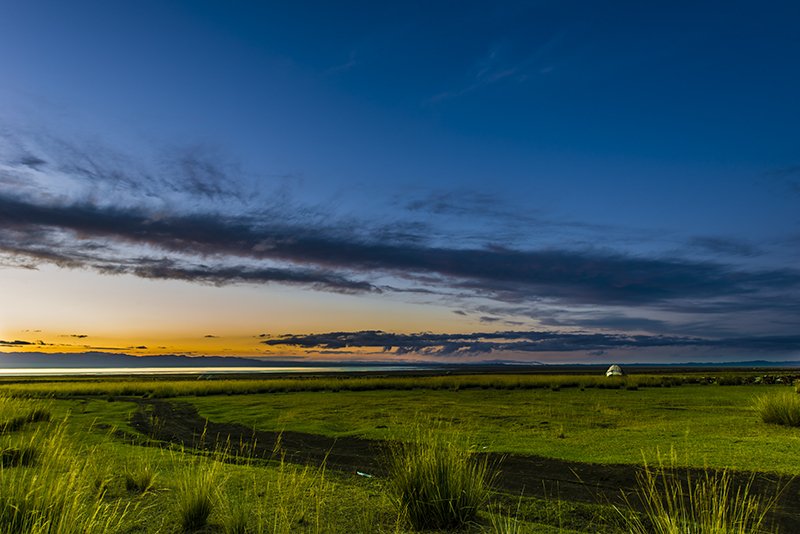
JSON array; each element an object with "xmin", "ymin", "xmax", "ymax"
[
  {"xmin": 618, "ymin": 457, "xmax": 775, "ymax": 534},
  {"xmin": 220, "ymin": 496, "xmax": 249, "ymax": 534},
  {"xmin": 123, "ymin": 463, "xmax": 156, "ymax": 494},
  {"xmin": 489, "ymin": 513, "xmax": 524, "ymax": 534},
  {"xmin": 0, "ymin": 444, "xmax": 38, "ymax": 467},
  {"xmin": 755, "ymin": 391, "xmax": 800, "ymax": 427},
  {"xmin": 254, "ymin": 459, "xmax": 328, "ymax": 534},
  {"xmin": 175, "ymin": 455, "xmax": 222, "ymax": 532},
  {"xmin": 386, "ymin": 424, "xmax": 494, "ymax": 531},
  {"xmin": 489, "ymin": 498, "xmax": 525, "ymax": 534},
  {"xmin": 0, "ymin": 397, "xmax": 51, "ymax": 433}
]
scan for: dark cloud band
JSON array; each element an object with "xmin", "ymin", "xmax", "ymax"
[
  {"xmin": 1, "ymin": 192, "xmax": 798, "ymax": 307},
  {"xmin": 261, "ymin": 330, "xmax": 800, "ymax": 356}
]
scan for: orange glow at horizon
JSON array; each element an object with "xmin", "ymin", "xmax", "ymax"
[{"xmin": 0, "ymin": 265, "xmax": 494, "ymax": 359}]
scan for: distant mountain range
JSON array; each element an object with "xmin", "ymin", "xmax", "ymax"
[
  {"xmin": 0, "ymin": 352, "xmax": 315, "ymax": 368},
  {"xmin": 0, "ymin": 352, "xmax": 797, "ymax": 369}
]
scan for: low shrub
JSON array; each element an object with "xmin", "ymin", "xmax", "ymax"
[
  {"xmin": 386, "ymin": 425, "xmax": 494, "ymax": 531},
  {"xmin": 755, "ymin": 392, "xmax": 800, "ymax": 427}
]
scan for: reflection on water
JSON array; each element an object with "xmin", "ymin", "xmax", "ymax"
[{"xmin": 0, "ymin": 366, "xmax": 423, "ymax": 376}]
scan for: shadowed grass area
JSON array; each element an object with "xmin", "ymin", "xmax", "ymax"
[
  {"xmin": 1, "ymin": 443, "xmax": 38, "ymax": 467},
  {"xmin": 0, "ymin": 396, "xmax": 51, "ymax": 433},
  {"xmin": 386, "ymin": 425, "xmax": 495, "ymax": 531},
  {"xmin": 755, "ymin": 391, "xmax": 800, "ymax": 427}
]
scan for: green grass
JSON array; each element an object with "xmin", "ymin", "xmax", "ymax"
[
  {"xmin": 123, "ymin": 462, "xmax": 156, "ymax": 494},
  {"xmin": 0, "ymin": 396, "xmax": 51, "ymax": 432},
  {"xmin": 175, "ymin": 453, "xmax": 223, "ymax": 531},
  {"xmin": 617, "ymin": 456, "xmax": 776, "ymax": 533},
  {"xmin": 0, "ymin": 375, "xmax": 797, "ymax": 532},
  {"xmin": 0, "ymin": 372, "xmax": 717, "ymax": 399},
  {"xmin": 386, "ymin": 424, "xmax": 494, "ymax": 530},
  {"xmin": 1, "ymin": 443, "xmax": 39, "ymax": 467},
  {"xmin": 755, "ymin": 390, "xmax": 800, "ymax": 427},
  {"xmin": 185, "ymin": 384, "xmax": 800, "ymax": 474},
  {"xmin": 0, "ymin": 412, "xmax": 132, "ymax": 533}
]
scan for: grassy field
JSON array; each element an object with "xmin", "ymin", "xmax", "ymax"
[
  {"xmin": 184, "ymin": 383, "xmax": 800, "ymax": 474},
  {"xmin": 0, "ymin": 372, "xmax": 797, "ymax": 532}
]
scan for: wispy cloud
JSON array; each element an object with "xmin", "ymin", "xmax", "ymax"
[
  {"xmin": 0, "ymin": 339, "xmax": 52, "ymax": 347},
  {"xmin": 763, "ymin": 165, "xmax": 800, "ymax": 195},
  {"xmin": 325, "ymin": 50, "xmax": 358, "ymax": 75},
  {"xmin": 688, "ymin": 236, "xmax": 761, "ymax": 258},
  {"xmin": 426, "ymin": 36, "xmax": 563, "ymax": 104}
]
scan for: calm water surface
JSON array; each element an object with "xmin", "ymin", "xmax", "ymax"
[{"xmin": 0, "ymin": 366, "xmax": 425, "ymax": 376}]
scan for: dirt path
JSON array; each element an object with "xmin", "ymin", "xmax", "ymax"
[{"xmin": 128, "ymin": 398, "xmax": 800, "ymax": 531}]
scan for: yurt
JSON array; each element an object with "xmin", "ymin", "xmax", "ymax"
[{"xmin": 605, "ymin": 364, "xmax": 624, "ymax": 377}]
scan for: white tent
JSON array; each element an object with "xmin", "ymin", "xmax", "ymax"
[{"xmin": 605, "ymin": 364, "xmax": 624, "ymax": 377}]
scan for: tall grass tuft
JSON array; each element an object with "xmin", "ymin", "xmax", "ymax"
[
  {"xmin": 618, "ymin": 457, "xmax": 775, "ymax": 534},
  {"xmin": 755, "ymin": 391, "xmax": 800, "ymax": 427},
  {"xmin": 386, "ymin": 424, "xmax": 494, "ymax": 531},
  {"xmin": 489, "ymin": 502, "xmax": 525, "ymax": 534},
  {"xmin": 175, "ymin": 454, "xmax": 223, "ymax": 532},
  {"xmin": 254, "ymin": 459, "xmax": 328, "ymax": 534},
  {"xmin": 123, "ymin": 462, "xmax": 156, "ymax": 494}
]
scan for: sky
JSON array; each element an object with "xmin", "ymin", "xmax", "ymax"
[{"xmin": 1, "ymin": 1, "xmax": 799, "ymax": 364}]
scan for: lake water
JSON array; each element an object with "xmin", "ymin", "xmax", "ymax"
[{"xmin": 0, "ymin": 366, "xmax": 425, "ymax": 376}]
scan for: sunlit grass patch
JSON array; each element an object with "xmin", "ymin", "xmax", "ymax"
[
  {"xmin": 0, "ymin": 419, "xmax": 131, "ymax": 533},
  {"xmin": 755, "ymin": 391, "xmax": 800, "ymax": 427},
  {"xmin": 0, "ymin": 373, "xmax": 697, "ymax": 399}
]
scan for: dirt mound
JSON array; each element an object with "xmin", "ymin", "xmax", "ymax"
[{"xmin": 129, "ymin": 398, "xmax": 800, "ymax": 531}]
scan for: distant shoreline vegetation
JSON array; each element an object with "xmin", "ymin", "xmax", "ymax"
[{"xmin": 0, "ymin": 371, "xmax": 798, "ymax": 400}]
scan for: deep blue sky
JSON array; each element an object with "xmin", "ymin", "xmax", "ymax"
[{"xmin": 1, "ymin": 1, "xmax": 799, "ymax": 362}]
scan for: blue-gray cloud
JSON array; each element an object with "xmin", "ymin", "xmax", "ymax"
[
  {"xmin": 261, "ymin": 330, "xmax": 800, "ymax": 356},
  {"xmin": 764, "ymin": 165, "xmax": 800, "ymax": 195},
  {"xmin": 688, "ymin": 236, "xmax": 761, "ymax": 258},
  {"xmin": 3, "ymin": 192, "xmax": 799, "ymax": 307}
]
